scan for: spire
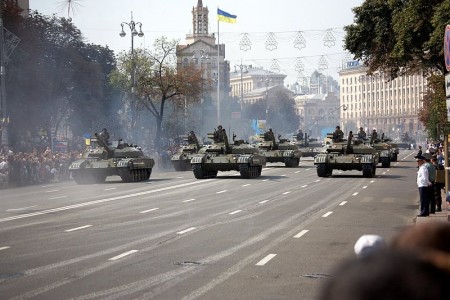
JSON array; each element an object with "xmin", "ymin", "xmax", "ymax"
[{"xmin": 197, "ymin": 0, "xmax": 203, "ymax": 8}]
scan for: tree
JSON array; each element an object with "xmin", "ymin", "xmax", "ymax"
[
  {"xmin": 343, "ymin": 0, "xmax": 450, "ymax": 138},
  {"xmin": 110, "ymin": 37, "xmax": 203, "ymax": 147},
  {"xmin": 2, "ymin": 2, "xmax": 117, "ymax": 150}
]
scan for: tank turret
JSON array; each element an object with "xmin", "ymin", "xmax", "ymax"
[
  {"xmin": 255, "ymin": 130, "xmax": 302, "ymax": 167},
  {"xmin": 171, "ymin": 131, "xmax": 202, "ymax": 171}
]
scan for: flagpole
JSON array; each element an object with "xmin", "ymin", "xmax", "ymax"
[{"xmin": 217, "ymin": 7, "xmax": 221, "ymax": 125}]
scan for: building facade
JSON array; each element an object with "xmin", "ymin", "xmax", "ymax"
[
  {"xmin": 339, "ymin": 62, "xmax": 426, "ymax": 139},
  {"xmin": 176, "ymin": 0, "xmax": 230, "ymax": 112}
]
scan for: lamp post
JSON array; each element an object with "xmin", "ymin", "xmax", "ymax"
[
  {"xmin": 119, "ymin": 12, "xmax": 144, "ymax": 93},
  {"xmin": 262, "ymin": 76, "xmax": 272, "ymax": 129},
  {"xmin": 234, "ymin": 62, "xmax": 250, "ymax": 107},
  {"xmin": 192, "ymin": 49, "xmax": 209, "ymax": 132}
]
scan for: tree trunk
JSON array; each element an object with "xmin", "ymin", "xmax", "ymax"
[{"xmin": 155, "ymin": 116, "xmax": 163, "ymax": 148}]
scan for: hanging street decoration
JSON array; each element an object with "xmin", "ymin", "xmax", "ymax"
[
  {"xmin": 239, "ymin": 33, "xmax": 252, "ymax": 52},
  {"xmin": 294, "ymin": 31, "xmax": 307, "ymax": 50},
  {"xmin": 318, "ymin": 55, "xmax": 329, "ymax": 71},
  {"xmin": 265, "ymin": 32, "xmax": 278, "ymax": 51}
]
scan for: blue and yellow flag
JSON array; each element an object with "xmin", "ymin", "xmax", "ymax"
[{"xmin": 217, "ymin": 8, "xmax": 237, "ymax": 23}]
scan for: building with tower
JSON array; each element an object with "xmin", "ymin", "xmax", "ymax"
[{"xmin": 176, "ymin": 0, "xmax": 231, "ymax": 126}]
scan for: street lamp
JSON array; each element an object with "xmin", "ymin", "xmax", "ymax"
[
  {"xmin": 192, "ymin": 48, "xmax": 209, "ymax": 132},
  {"xmin": 119, "ymin": 12, "xmax": 144, "ymax": 93},
  {"xmin": 234, "ymin": 62, "xmax": 250, "ymax": 107},
  {"xmin": 261, "ymin": 75, "xmax": 272, "ymax": 129}
]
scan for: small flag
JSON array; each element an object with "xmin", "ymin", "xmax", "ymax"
[{"xmin": 217, "ymin": 8, "xmax": 237, "ymax": 23}]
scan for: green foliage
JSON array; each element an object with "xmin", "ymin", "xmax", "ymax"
[
  {"xmin": 3, "ymin": 2, "xmax": 117, "ymax": 149},
  {"xmin": 418, "ymin": 74, "xmax": 446, "ymax": 139}
]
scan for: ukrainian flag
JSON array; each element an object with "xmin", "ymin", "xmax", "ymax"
[{"xmin": 217, "ymin": 8, "xmax": 237, "ymax": 23}]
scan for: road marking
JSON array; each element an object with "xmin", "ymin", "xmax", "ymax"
[
  {"xmin": 242, "ymin": 184, "xmax": 251, "ymax": 187},
  {"xmin": 0, "ymin": 246, "xmax": 10, "ymax": 251},
  {"xmin": 108, "ymin": 250, "xmax": 138, "ymax": 261},
  {"xmin": 262, "ymin": 179, "xmax": 269, "ymax": 182},
  {"xmin": 229, "ymin": 210, "xmax": 242, "ymax": 215},
  {"xmin": 282, "ymin": 191, "xmax": 291, "ymax": 195},
  {"xmin": 46, "ymin": 190, "xmax": 59, "ymax": 193},
  {"xmin": 177, "ymin": 227, "xmax": 196, "ymax": 235},
  {"xmin": 315, "ymin": 179, "xmax": 320, "ymax": 182},
  {"xmin": 294, "ymin": 171, "xmax": 301, "ymax": 173},
  {"xmin": 182, "ymin": 199, "xmax": 196, "ymax": 203},
  {"xmin": 293, "ymin": 229, "xmax": 309, "ymax": 238},
  {"xmin": 259, "ymin": 200, "xmax": 269, "ymax": 204},
  {"xmin": 305, "ymin": 168, "xmax": 311, "ymax": 171},
  {"xmin": 6, "ymin": 205, "xmax": 36, "ymax": 211},
  {"xmin": 146, "ymin": 182, "xmax": 153, "ymax": 184},
  {"xmin": 362, "ymin": 186, "xmax": 368, "ymax": 189},
  {"xmin": 256, "ymin": 254, "xmax": 277, "ymax": 266},
  {"xmin": 339, "ymin": 201, "xmax": 347, "ymax": 206},
  {"xmin": 322, "ymin": 211, "xmax": 333, "ymax": 218},
  {"xmin": 41, "ymin": 185, "xmax": 54, "ymax": 188},
  {"xmin": 176, "ymin": 176, "xmax": 184, "ymax": 179},
  {"xmin": 0, "ymin": 180, "xmax": 213, "ymax": 223},
  {"xmin": 281, "ymin": 174, "xmax": 287, "ymax": 177},
  {"xmin": 370, "ymin": 180, "xmax": 375, "ymax": 183},
  {"xmin": 301, "ymin": 185, "xmax": 308, "ymax": 188},
  {"xmin": 216, "ymin": 190, "xmax": 227, "ymax": 194},
  {"xmin": 140, "ymin": 208, "xmax": 159, "ymax": 213},
  {"xmin": 49, "ymin": 196, "xmax": 67, "ymax": 200},
  {"xmin": 352, "ymin": 192, "xmax": 358, "ymax": 196},
  {"xmin": 65, "ymin": 225, "xmax": 92, "ymax": 232},
  {"xmin": 387, "ymin": 169, "xmax": 390, "ymax": 172},
  {"xmin": 104, "ymin": 188, "xmax": 116, "ymax": 191}
]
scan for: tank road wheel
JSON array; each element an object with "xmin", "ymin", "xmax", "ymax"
[
  {"xmin": 93, "ymin": 173, "xmax": 106, "ymax": 183},
  {"xmin": 145, "ymin": 169, "xmax": 152, "ymax": 180},
  {"xmin": 391, "ymin": 153, "xmax": 398, "ymax": 162},
  {"xmin": 72, "ymin": 171, "xmax": 92, "ymax": 184},
  {"xmin": 284, "ymin": 158, "xmax": 300, "ymax": 168},
  {"xmin": 381, "ymin": 157, "xmax": 391, "ymax": 168},
  {"xmin": 316, "ymin": 164, "xmax": 331, "ymax": 177},
  {"xmin": 207, "ymin": 170, "xmax": 218, "ymax": 178},
  {"xmin": 239, "ymin": 164, "xmax": 250, "ymax": 179},
  {"xmin": 119, "ymin": 169, "xmax": 132, "ymax": 182},
  {"xmin": 192, "ymin": 164, "xmax": 205, "ymax": 179},
  {"xmin": 257, "ymin": 166, "xmax": 262, "ymax": 177},
  {"xmin": 362, "ymin": 164, "xmax": 375, "ymax": 178}
]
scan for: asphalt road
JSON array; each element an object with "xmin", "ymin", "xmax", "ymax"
[{"xmin": 0, "ymin": 150, "xmax": 420, "ymax": 300}]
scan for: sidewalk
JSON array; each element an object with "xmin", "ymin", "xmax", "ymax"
[{"xmin": 415, "ymin": 208, "xmax": 450, "ymax": 224}]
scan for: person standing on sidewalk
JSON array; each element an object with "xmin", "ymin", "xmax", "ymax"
[
  {"xmin": 431, "ymin": 157, "xmax": 444, "ymax": 212},
  {"xmin": 416, "ymin": 155, "xmax": 432, "ymax": 217},
  {"xmin": 425, "ymin": 155, "xmax": 437, "ymax": 214}
]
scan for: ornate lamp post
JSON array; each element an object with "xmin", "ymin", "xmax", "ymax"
[
  {"xmin": 119, "ymin": 13, "xmax": 144, "ymax": 93},
  {"xmin": 234, "ymin": 62, "xmax": 250, "ymax": 107},
  {"xmin": 261, "ymin": 76, "xmax": 272, "ymax": 129}
]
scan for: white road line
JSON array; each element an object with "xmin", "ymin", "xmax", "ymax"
[
  {"xmin": 146, "ymin": 182, "xmax": 153, "ymax": 184},
  {"xmin": 216, "ymin": 190, "xmax": 227, "ymax": 194},
  {"xmin": 282, "ymin": 191, "xmax": 291, "ymax": 195},
  {"xmin": 293, "ymin": 229, "xmax": 309, "ymax": 238},
  {"xmin": 352, "ymin": 192, "xmax": 359, "ymax": 196},
  {"xmin": 322, "ymin": 211, "xmax": 333, "ymax": 218},
  {"xmin": 229, "ymin": 210, "xmax": 242, "ymax": 215},
  {"xmin": 104, "ymin": 188, "xmax": 116, "ymax": 191},
  {"xmin": 339, "ymin": 201, "xmax": 347, "ymax": 206},
  {"xmin": 41, "ymin": 185, "xmax": 54, "ymax": 188},
  {"xmin": 301, "ymin": 185, "xmax": 308, "ymax": 188},
  {"xmin": 176, "ymin": 177, "xmax": 184, "ymax": 179},
  {"xmin": 182, "ymin": 199, "xmax": 196, "ymax": 203},
  {"xmin": 0, "ymin": 246, "xmax": 10, "ymax": 251},
  {"xmin": 315, "ymin": 179, "xmax": 320, "ymax": 182},
  {"xmin": 6, "ymin": 205, "xmax": 36, "ymax": 211},
  {"xmin": 177, "ymin": 227, "xmax": 196, "ymax": 235},
  {"xmin": 108, "ymin": 250, "xmax": 138, "ymax": 261},
  {"xmin": 370, "ymin": 180, "xmax": 375, "ymax": 183},
  {"xmin": 256, "ymin": 254, "xmax": 277, "ymax": 266},
  {"xmin": 0, "ymin": 180, "xmax": 212, "ymax": 223},
  {"xmin": 281, "ymin": 174, "xmax": 287, "ymax": 177},
  {"xmin": 362, "ymin": 186, "xmax": 368, "ymax": 189},
  {"xmin": 262, "ymin": 179, "xmax": 269, "ymax": 182},
  {"xmin": 242, "ymin": 184, "xmax": 251, "ymax": 187},
  {"xmin": 387, "ymin": 169, "xmax": 390, "ymax": 172},
  {"xmin": 259, "ymin": 200, "xmax": 269, "ymax": 204},
  {"xmin": 305, "ymin": 168, "xmax": 311, "ymax": 171},
  {"xmin": 294, "ymin": 171, "xmax": 301, "ymax": 173},
  {"xmin": 139, "ymin": 208, "xmax": 159, "ymax": 213},
  {"xmin": 46, "ymin": 190, "xmax": 59, "ymax": 193},
  {"xmin": 49, "ymin": 196, "xmax": 67, "ymax": 200},
  {"xmin": 65, "ymin": 225, "xmax": 92, "ymax": 232}
]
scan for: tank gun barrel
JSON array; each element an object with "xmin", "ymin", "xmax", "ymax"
[
  {"xmin": 94, "ymin": 133, "xmax": 114, "ymax": 158},
  {"xmin": 381, "ymin": 132, "xmax": 385, "ymax": 142},
  {"xmin": 346, "ymin": 131, "xmax": 353, "ymax": 154},
  {"xmin": 223, "ymin": 129, "xmax": 231, "ymax": 154}
]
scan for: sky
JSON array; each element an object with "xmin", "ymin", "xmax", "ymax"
[{"xmin": 28, "ymin": 0, "xmax": 364, "ymax": 84}]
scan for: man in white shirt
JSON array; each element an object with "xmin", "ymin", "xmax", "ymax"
[{"xmin": 416, "ymin": 155, "xmax": 432, "ymax": 217}]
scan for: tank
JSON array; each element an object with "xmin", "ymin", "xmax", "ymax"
[
  {"xmin": 296, "ymin": 133, "xmax": 323, "ymax": 158},
  {"xmin": 190, "ymin": 127, "xmax": 266, "ymax": 179},
  {"xmin": 69, "ymin": 133, "xmax": 155, "ymax": 184},
  {"xmin": 314, "ymin": 131, "xmax": 379, "ymax": 178},
  {"xmin": 256, "ymin": 131, "xmax": 302, "ymax": 167},
  {"xmin": 171, "ymin": 132, "xmax": 201, "ymax": 171},
  {"xmin": 371, "ymin": 133, "xmax": 393, "ymax": 167}
]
